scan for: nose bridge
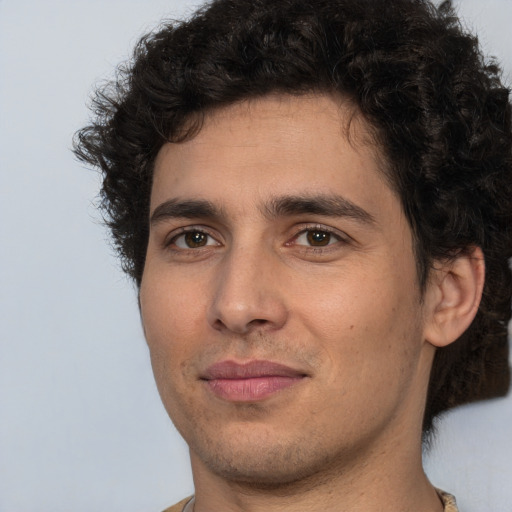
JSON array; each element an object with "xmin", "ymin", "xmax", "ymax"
[{"xmin": 208, "ymin": 237, "xmax": 288, "ymax": 334}]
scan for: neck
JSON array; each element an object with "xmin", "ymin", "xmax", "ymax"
[{"xmin": 189, "ymin": 429, "xmax": 443, "ymax": 512}]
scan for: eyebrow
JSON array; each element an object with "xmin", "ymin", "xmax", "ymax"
[
  {"xmin": 263, "ymin": 194, "xmax": 376, "ymax": 225},
  {"xmin": 150, "ymin": 194, "xmax": 376, "ymax": 226},
  {"xmin": 150, "ymin": 198, "xmax": 221, "ymax": 225}
]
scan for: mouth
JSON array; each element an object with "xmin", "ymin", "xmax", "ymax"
[{"xmin": 201, "ymin": 360, "xmax": 308, "ymax": 402}]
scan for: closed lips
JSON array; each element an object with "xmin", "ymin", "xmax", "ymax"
[{"xmin": 201, "ymin": 360, "xmax": 307, "ymax": 401}]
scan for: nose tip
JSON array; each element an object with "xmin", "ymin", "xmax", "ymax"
[{"xmin": 207, "ymin": 256, "xmax": 288, "ymax": 335}]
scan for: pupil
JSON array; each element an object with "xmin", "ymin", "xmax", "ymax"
[
  {"xmin": 185, "ymin": 232, "xmax": 206, "ymax": 247},
  {"xmin": 307, "ymin": 230, "xmax": 330, "ymax": 246}
]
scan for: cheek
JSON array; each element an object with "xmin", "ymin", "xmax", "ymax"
[
  {"xmin": 140, "ymin": 271, "xmax": 208, "ymax": 387},
  {"xmin": 301, "ymin": 277, "xmax": 424, "ymax": 434},
  {"xmin": 299, "ymin": 263, "xmax": 423, "ymax": 376},
  {"xmin": 141, "ymin": 269, "xmax": 204, "ymax": 338},
  {"xmin": 140, "ymin": 273, "xmax": 206, "ymax": 422}
]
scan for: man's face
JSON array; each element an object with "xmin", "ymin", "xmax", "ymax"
[{"xmin": 140, "ymin": 94, "xmax": 435, "ymax": 484}]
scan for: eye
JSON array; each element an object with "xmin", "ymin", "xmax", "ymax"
[
  {"xmin": 294, "ymin": 229, "xmax": 340, "ymax": 247},
  {"xmin": 171, "ymin": 230, "xmax": 219, "ymax": 249}
]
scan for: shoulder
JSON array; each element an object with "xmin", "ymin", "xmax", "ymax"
[
  {"xmin": 437, "ymin": 489, "xmax": 459, "ymax": 512},
  {"xmin": 161, "ymin": 496, "xmax": 193, "ymax": 512}
]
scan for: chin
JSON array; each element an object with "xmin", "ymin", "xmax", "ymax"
[
  {"xmin": 189, "ymin": 425, "xmax": 346, "ymax": 489},
  {"xmin": 204, "ymin": 454, "xmax": 327, "ymax": 488}
]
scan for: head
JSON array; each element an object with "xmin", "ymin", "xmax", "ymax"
[{"xmin": 75, "ymin": 0, "xmax": 511, "ymax": 443}]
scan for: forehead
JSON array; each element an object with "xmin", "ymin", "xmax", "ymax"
[{"xmin": 151, "ymin": 94, "xmax": 394, "ymax": 217}]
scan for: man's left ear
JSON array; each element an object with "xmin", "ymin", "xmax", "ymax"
[{"xmin": 423, "ymin": 247, "xmax": 485, "ymax": 348}]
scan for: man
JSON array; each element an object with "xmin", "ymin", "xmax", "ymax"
[{"xmin": 74, "ymin": 0, "xmax": 512, "ymax": 510}]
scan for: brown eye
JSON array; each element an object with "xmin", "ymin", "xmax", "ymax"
[
  {"xmin": 172, "ymin": 230, "xmax": 218, "ymax": 249},
  {"xmin": 184, "ymin": 231, "xmax": 207, "ymax": 248},
  {"xmin": 306, "ymin": 230, "xmax": 331, "ymax": 246}
]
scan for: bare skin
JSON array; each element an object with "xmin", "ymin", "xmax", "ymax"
[{"xmin": 140, "ymin": 94, "xmax": 484, "ymax": 511}]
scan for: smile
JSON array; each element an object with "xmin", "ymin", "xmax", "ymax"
[{"xmin": 201, "ymin": 360, "xmax": 307, "ymax": 402}]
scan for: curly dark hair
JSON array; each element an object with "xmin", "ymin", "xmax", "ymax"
[{"xmin": 74, "ymin": 0, "xmax": 512, "ymax": 434}]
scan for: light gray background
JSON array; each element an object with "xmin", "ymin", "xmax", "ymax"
[{"xmin": 0, "ymin": 1, "xmax": 511, "ymax": 511}]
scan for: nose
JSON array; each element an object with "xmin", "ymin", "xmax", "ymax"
[{"xmin": 207, "ymin": 245, "xmax": 289, "ymax": 335}]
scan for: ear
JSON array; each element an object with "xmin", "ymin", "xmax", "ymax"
[{"xmin": 423, "ymin": 247, "xmax": 485, "ymax": 348}]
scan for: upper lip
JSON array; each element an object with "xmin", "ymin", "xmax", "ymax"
[{"xmin": 201, "ymin": 360, "xmax": 307, "ymax": 380}]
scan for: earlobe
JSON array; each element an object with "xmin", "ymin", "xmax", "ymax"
[{"xmin": 424, "ymin": 247, "xmax": 485, "ymax": 348}]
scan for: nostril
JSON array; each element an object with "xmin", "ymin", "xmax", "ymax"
[
  {"xmin": 210, "ymin": 317, "xmax": 270, "ymax": 334},
  {"xmin": 207, "ymin": 282, "xmax": 289, "ymax": 334},
  {"xmin": 212, "ymin": 318, "xmax": 227, "ymax": 331},
  {"xmin": 250, "ymin": 319, "xmax": 268, "ymax": 326}
]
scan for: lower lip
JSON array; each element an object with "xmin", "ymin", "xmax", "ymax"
[{"xmin": 205, "ymin": 376, "xmax": 303, "ymax": 402}]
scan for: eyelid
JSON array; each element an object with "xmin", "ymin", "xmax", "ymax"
[
  {"xmin": 164, "ymin": 225, "xmax": 222, "ymax": 249},
  {"xmin": 160, "ymin": 222, "xmax": 352, "ymax": 252},
  {"xmin": 287, "ymin": 223, "xmax": 351, "ymax": 246}
]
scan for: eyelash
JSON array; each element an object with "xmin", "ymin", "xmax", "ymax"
[
  {"xmin": 288, "ymin": 224, "xmax": 349, "ymax": 251},
  {"xmin": 165, "ymin": 224, "xmax": 349, "ymax": 253},
  {"xmin": 165, "ymin": 227, "xmax": 219, "ymax": 250}
]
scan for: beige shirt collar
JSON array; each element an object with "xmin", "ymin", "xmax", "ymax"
[{"xmin": 178, "ymin": 491, "xmax": 459, "ymax": 512}]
